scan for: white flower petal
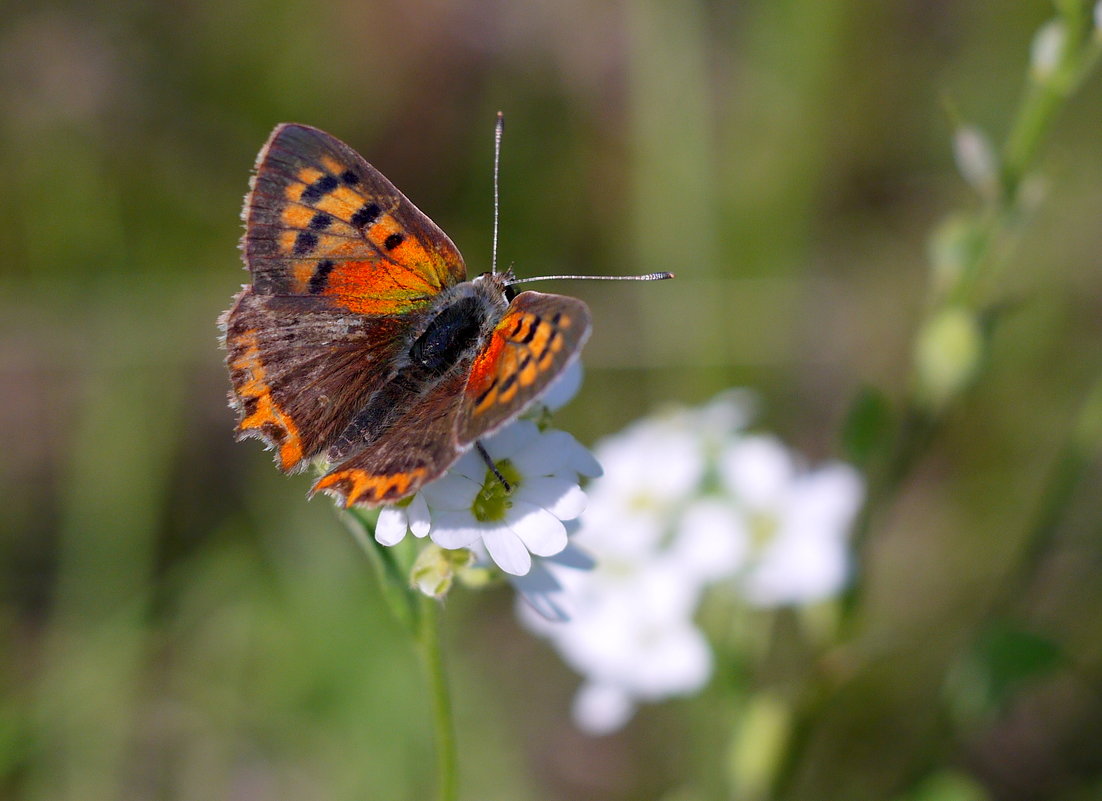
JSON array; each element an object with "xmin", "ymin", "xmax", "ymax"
[
  {"xmin": 484, "ymin": 420, "xmax": 539, "ymax": 461},
  {"xmin": 483, "ymin": 527, "xmax": 533, "ymax": 575},
  {"xmin": 510, "ymin": 429, "xmax": 570, "ymax": 476},
  {"xmin": 374, "ymin": 507, "xmax": 409, "ymax": 546},
  {"xmin": 449, "ymin": 448, "xmax": 488, "ymax": 483},
  {"xmin": 428, "ymin": 512, "xmax": 488, "ymax": 549},
  {"xmin": 511, "ymin": 560, "xmax": 571, "ymax": 622},
  {"xmin": 508, "ymin": 500, "xmax": 568, "ymax": 557},
  {"xmin": 742, "ymin": 533, "xmax": 849, "ymax": 606},
  {"xmin": 421, "ymin": 474, "xmax": 481, "ymax": 510},
  {"xmin": 542, "ymin": 359, "xmax": 583, "ymax": 411},
  {"xmin": 407, "ymin": 493, "xmax": 432, "ymax": 538},
  {"xmin": 789, "ymin": 463, "xmax": 864, "ymax": 532},
  {"xmin": 573, "ymin": 682, "xmax": 636, "ymax": 735},
  {"xmin": 518, "ymin": 476, "xmax": 588, "ymax": 520},
  {"xmin": 672, "ymin": 499, "xmax": 748, "ymax": 582},
  {"xmin": 720, "ymin": 435, "xmax": 794, "ymax": 509}
]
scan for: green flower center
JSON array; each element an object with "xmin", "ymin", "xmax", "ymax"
[
  {"xmin": 472, "ymin": 459, "xmax": 521, "ymax": 523},
  {"xmin": 748, "ymin": 509, "xmax": 780, "ymax": 551}
]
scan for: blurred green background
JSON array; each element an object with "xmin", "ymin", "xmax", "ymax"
[{"xmin": 2, "ymin": 1, "xmax": 1102, "ymax": 799}]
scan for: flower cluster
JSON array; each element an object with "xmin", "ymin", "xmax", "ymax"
[{"xmin": 517, "ymin": 392, "xmax": 865, "ymax": 734}]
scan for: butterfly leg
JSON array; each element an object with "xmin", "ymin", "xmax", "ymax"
[{"xmin": 475, "ymin": 440, "xmax": 512, "ymax": 493}]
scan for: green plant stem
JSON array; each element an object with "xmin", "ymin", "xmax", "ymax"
[
  {"xmin": 986, "ymin": 367, "xmax": 1102, "ymax": 618},
  {"xmin": 417, "ymin": 594, "xmax": 458, "ymax": 801}
]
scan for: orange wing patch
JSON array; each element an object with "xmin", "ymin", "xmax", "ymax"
[
  {"xmin": 313, "ymin": 466, "xmax": 428, "ymax": 507},
  {"xmin": 271, "ymin": 169, "xmax": 451, "ymax": 313},
  {"xmin": 228, "ymin": 330, "xmax": 305, "ymax": 471},
  {"xmin": 469, "ymin": 311, "xmax": 570, "ymax": 415}
]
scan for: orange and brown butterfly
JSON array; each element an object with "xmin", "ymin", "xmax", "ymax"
[{"xmin": 219, "ymin": 123, "xmax": 592, "ymax": 508}]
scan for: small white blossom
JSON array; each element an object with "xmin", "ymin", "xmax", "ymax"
[
  {"xmin": 423, "ymin": 420, "xmax": 600, "ymax": 576},
  {"xmin": 720, "ymin": 435, "xmax": 864, "ymax": 606}
]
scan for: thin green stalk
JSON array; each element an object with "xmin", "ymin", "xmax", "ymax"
[
  {"xmin": 342, "ymin": 511, "xmax": 458, "ymax": 799},
  {"xmin": 417, "ymin": 595, "xmax": 458, "ymax": 801},
  {"xmin": 986, "ymin": 367, "xmax": 1102, "ymax": 618}
]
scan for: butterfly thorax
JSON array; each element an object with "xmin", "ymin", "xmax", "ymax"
[{"xmin": 407, "ymin": 277, "xmax": 508, "ymax": 378}]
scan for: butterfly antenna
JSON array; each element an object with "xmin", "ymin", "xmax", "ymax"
[
  {"xmin": 507, "ymin": 271, "xmax": 675, "ymax": 286},
  {"xmin": 475, "ymin": 440, "xmax": 512, "ymax": 493},
  {"xmin": 491, "ymin": 111, "xmax": 504, "ymax": 276}
]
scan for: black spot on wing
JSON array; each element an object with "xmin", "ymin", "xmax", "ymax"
[
  {"xmin": 309, "ymin": 259, "xmax": 335, "ymax": 294},
  {"xmin": 293, "ymin": 231, "xmax": 318, "ymax": 255},
  {"xmin": 351, "ymin": 203, "xmax": 381, "ymax": 228},
  {"xmin": 384, "ymin": 232, "xmax": 405, "ymax": 251},
  {"xmin": 301, "ymin": 174, "xmax": 338, "ymax": 203},
  {"xmin": 309, "ymin": 212, "xmax": 332, "ymax": 230},
  {"xmin": 519, "ymin": 319, "xmax": 539, "ymax": 344},
  {"xmin": 340, "ymin": 169, "xmax": 360, "ymax": 186}
]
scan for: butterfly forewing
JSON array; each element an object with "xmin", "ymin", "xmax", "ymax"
[
  {"xmin": 457, "ymin": 291, "xmax": 591, "ymax": 445},
  {"xmin": 244, "ymin": 123, "xmax": 466, "ymax": 309}
]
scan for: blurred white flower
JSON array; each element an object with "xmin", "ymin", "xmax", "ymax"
[
  {"xmin": 521, "ymin": 554, "xmax": 713, "ymax": 734},
  {"xmin": 518, "ymin": 392, "xmax": 865, "ymax": 734},
  {"xmin": 720, "ymin": 435, "xmax": 864, "ymax": 606}
]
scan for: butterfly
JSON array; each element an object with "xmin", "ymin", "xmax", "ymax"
[{"xmin": 219, "ymin": 123, "xmax": 591, "ymax": 508}]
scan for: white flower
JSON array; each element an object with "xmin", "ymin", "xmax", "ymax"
[
  {"xmin": 521, "ymin": 554, "xmax": 713, "ymax": 734},
  {"xmin": 422, "ymin": 420, "xmax": 601, "ymax": 576},
  {"xmin": 517, "ymin": 391, "xmax": 865, "ymax": 734},
  {"xmin": 720, "ymin": 435, "xmax": 864, "ymax": 606}
]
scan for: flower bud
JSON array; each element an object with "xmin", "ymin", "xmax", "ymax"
[
  {"xmin": 952, "ymin": 126, "xmax": 998, "ymax": 198},
  {"xmin": 410, "ymin": 544, "xmax": 473, "ymax": 599},
  {"xmin": 915, "ymin": 306, "xmax": 983, "ymax": 409},
  {"xmin": 928, "ymin": 215, "xmax": 983, "ymax": 297},
  {"xmin": 1030, "ymin": 19, "xmax": 1065, "ymax": 84}
]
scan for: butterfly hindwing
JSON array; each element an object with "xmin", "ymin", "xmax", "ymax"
[
  {"xmin": 457, "ymin": 291, "xmax": 591, "ymax": 445},
  {"xmin": 311, "ymin": 367, "xmax": 470, "ymax": 507},
  {"xmin": 221, "ymin": 289, "xmax": 415, "ymax": 472},
  {"xmin": 244, "ymin": 123, "xmax": 466, "ymax": 313}
]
